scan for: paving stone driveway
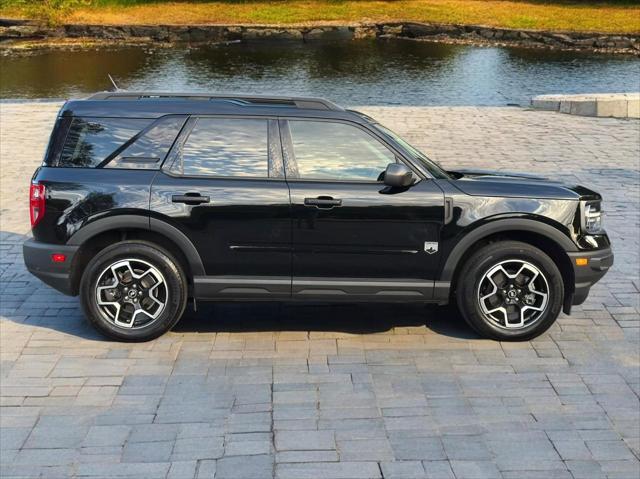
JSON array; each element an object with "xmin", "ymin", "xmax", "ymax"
[{"xmin": 1, "ymin": 103, "xmax": 639, "ymax": 479}]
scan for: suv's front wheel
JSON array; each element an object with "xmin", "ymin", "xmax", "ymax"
[
  {"xmin": 80, "ymin": 241, "xmax": 187, "ymax": 341},
  {"xmin": 456, "ymin": 241, "xmax": 564, "ymax": 341}
]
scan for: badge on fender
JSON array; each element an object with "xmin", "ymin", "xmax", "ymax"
[{"xmin": 424, "ymin": 242, "xmax": 438, "ymax": 254}]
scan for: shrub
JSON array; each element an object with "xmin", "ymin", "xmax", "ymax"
[{"xmin": 7, "ymin": 0, "xmax": 91, "ymax": 26}]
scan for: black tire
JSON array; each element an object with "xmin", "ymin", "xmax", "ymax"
[
  {"xmin": 80, "ymin": 241, "xmax": 187, "ymax": 342},
  {"xmin": 456, "ymin": 240, "xmax": 564, "ymax": 341}
]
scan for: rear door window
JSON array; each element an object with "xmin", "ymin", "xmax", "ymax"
[{"xmin": 167, "ymin": 117, "xmax": 271, "ymax": 178}]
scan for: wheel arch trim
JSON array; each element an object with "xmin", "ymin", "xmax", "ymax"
[
  {"xmin": 440, "ymin": 218, "xmax": 577, "ymax": 283},
  {"xmin": 67, "ymin": 214, "xmax": 205, "ymax": 276}
]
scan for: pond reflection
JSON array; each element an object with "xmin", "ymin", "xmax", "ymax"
[{"xmin": 1, "ymin": 40, "xmax": 638, "ymax": 105}]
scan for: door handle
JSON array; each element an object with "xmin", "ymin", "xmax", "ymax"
[
  {"xmin": 304, "ymin": 197, "xmax": 342, "ymax": 208},
  {"xmin": 171, "ymin": 194, "xmax": 210, "ymax": 205}
]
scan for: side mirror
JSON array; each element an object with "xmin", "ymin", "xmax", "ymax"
[{"xmin": 384, "ymin": 163, "xmax": 415, "ymax": 187}]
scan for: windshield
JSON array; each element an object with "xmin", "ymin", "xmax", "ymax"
[{"xmin": 373, "ymin": 124, "xmax": 451, "ymax": 179}]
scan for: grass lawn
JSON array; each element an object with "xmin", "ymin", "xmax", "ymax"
[{"xmin": 1, "ymin": 1, "xmax": 639, "ymax": 34}]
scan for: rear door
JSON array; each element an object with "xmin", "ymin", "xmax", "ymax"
[
  {"xmin": 281, "ymin": 118, "xmax": 445, "ymax": 300},
  {"xmin": 150, "ymin": 116, "xmax": 292, "ymax": 299}
]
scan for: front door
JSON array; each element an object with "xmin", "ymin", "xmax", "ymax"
[
  {"xmin": 280, "ymin": 119, "xmax": 444, "ymax": 300},
  {"xmin": 150, "ymin": 116, "xmax": 291, "ymax": 299}
]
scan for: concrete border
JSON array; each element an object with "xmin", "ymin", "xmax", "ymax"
[{"xmin": 532, "ymin": 93, "xmax": 640, "ymax": 118}]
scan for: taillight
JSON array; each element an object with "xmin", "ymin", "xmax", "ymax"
[
  {"xmin": 29, "ymin": 183, "xmax": 46, "ymax": 228},
  {"xmin": 51, "ymin": 253, "xmax": 66, "ymax": 263}
]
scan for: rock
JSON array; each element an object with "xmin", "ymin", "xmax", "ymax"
[
  {"xmin": 593, "ymin": 37, "xmax": 609, "ymax": 48},
  {"xmin": 502, "ymin": 30, "xmax": 520, "ymax": 40},
  {"xmin": 0, "ymin": 26, "xmax": 22, "ymax": 39},
  {"xmin": 152, "ymin": 27, "xmax": 171, "ymax": 42},
  {"xmin": 574, "ymin": 38, "xmax": 596, "ymax": 47},
  {"xmin": 188, "ymin": 26, "xmax": 225, "ymax": 43},
  {"xmin": 541, "ymin": 35, "xmax": 559, "ymax": 45},
  {"xmin": 0, "ymin": 26, "xmax": 17, "ymax": 39},
  {"xmin": 46, "ymin": 27, "xmax": 66, "ymax": 38},
  {"xmin": 461, "ymin": 30, "xmax": 481, "ymax": 39},
  {"xmin": 188, "ymin": 27, "xmax": 207, "ymax": 42},
  {"xmin": 304, "ymin": 28, "xmax": 324, "ymax": 40},
  {"xmin": 167, "ymin": 26, "xmax": 191, "ymax": 42},
  {"xmin": 438, "ymin": 24, "xmax": 460, "ymax": 34},
  {"xmin": 353, "ymin": 25, "xmax": 378, "ymax": 39},
  {"xmin": 381, "ymin": 25, "xmax": 403, "ymax": 36},
  {"xmin": 2, "ymin": 20, "xmax": 637, "ymax": 54},
  {"xmin": 550, "ymin": 33, "xmax": 574, "ymax": 44},
  {"xmin": 242, "ymin": 28, "xmax": 303, "ymax": 41},
  {"xmin": 89, "ymin": 25, "xmax": 129, "ymax": 40},
  {"xmin": 64, "ymin": 24, "xmax": 89, "ymax": 38},
  {"xmin": 304, "ymin": 26, "xmax": 353, "ymax": 42},
  {"xmin": 613, "ymin": 38, "xmax": 632, "ymax": 48},
  {"xmin": 479, "ymin": 29, "xmax": 495, "ymax": 39},
  {"xmin": 225, "ymin": 27, "xmax": 243, "ymax": 41},
  {"xmin": 129, "ymin": 25, "xmax": 163, "ymax": 39},
  {"xmin": 0, "ymin": 18, "xmax": 31, "ymax": 27},
  {"xmin": 0, "ymin": 25, "xmax": 41, "ymax": 38},
  {"xmin": 401, "ymin": 23, "xmax": 441, "ymax": 37}
]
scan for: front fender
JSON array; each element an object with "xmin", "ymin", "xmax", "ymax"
[{"xmin": 439, "ymin": 217, "xmax": 577, "ymax": 283}]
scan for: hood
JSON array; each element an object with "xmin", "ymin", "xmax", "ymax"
[{"xmin": 448, "ymin": 169, "xmax": 601, "ymax": 201}]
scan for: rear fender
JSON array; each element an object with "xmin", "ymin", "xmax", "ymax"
[{"xmin": 67, "ymin": 214, "xmax": 205, "ymax": 276}]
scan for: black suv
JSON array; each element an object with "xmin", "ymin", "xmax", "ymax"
[{"xmin": 24, "ymin": 92, "xmax": 613, "ymax": 342}]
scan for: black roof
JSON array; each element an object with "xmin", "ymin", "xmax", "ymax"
[
  {"xmin": 59, "ymin": 91, "xmax": 366, "ymax": 122},
  {"xmin": 88, "ymin": 91, "xmax": 342, "ymax": 110}
]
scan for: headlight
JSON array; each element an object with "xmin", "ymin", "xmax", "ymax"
[{"xmin": 583, "ymin": 201, "xmax": 603, "ymax": 234}]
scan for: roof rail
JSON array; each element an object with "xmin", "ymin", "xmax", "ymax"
[{"xmin": 86, "ymin": 91, "xmax": 343, "ymax": 111}]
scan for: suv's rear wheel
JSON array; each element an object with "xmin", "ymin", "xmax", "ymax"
[
  {"xmin": 80, "ymin": 241, "xmax": 187, "ymax": 341},
  {"xmin": 456, "ymin": 241, "xmax": 564, "ymax": 341}
]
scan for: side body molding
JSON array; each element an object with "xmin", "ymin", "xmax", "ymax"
[
  {"xmin": 67, "ymin": 214, "xmax": 205, "ymax": 276},
  {"xmin": 440, "ymin": 218, "xmax": 578, "ymax": 282}
]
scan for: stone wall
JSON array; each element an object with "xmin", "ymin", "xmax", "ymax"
[{"xmin": 1, "ymin": 20, "xmax": 639, "ymax": 54}]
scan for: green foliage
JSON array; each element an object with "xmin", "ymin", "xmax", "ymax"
[{"xmin": 5, "ymin": 0, "xmax": 92, "ymax": 26}]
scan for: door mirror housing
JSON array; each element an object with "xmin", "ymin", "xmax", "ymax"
[{"xmin": 384, "ymin": 163, "xmax": 415, "ymax": 187}]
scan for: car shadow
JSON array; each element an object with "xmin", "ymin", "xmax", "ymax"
[
  {"xmin": 2, "ymin": 230, "xmax": 477, "ymax": 341},
  {"xmin": 172, "ymin": 301, "xmax": 478, "ymax": 339}
]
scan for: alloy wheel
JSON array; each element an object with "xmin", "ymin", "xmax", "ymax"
[
  {"xmin": 477, "ymin": 259, "xmax": 549, "ymax": 329},
  {"xmin": 95, "ymin": 258, "xmax": 168, "ymax": 329}
]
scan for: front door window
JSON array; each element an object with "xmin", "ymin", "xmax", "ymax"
[{"xmin": 287, "ymin": 120, "xmax": 395, "ymax": 182}]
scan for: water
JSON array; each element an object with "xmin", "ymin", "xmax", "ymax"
[{"xmin": 1, "ymin": 40, "xmax": 639, "ymax": 105}]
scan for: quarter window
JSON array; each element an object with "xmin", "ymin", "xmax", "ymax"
[
  {"xmin": 59, "ymin": 118, "xmax": 150, "ymax": 168},
  {"xmin": 106, "ymin": 116, "xmax": 187, "ymax": 169},
  {"xmin": 174, "ymin": 118, "xmax": 269, "ymax": 177},
  {"xmin": 288, "ymin": 121, "xmax": 395, "ymax": 181}
]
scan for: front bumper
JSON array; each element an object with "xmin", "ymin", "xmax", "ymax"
[
  {"xmin": 23, "ymin": 239, "xmax": 79, "ymax": 296},
  {"xmin": 566, "ymin": 247, "xmax": 614, "ymax": 311}
]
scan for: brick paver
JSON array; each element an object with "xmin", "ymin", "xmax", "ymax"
[{"xmin": 1, "ymin": 102, "xmax": 638, "ymax": 478}]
